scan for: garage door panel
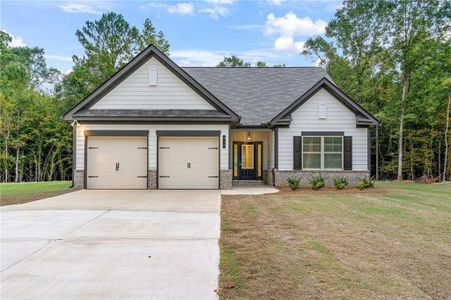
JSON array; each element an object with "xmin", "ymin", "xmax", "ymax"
[
  {"xmin": 87, "ymin": 136, "xmax": 147, "ymax": 189},
  {"xmin": 158, "ymin": 137, "xmax": 219, "ymax": 189}
]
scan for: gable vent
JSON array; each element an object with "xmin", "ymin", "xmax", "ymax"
[
  {"xmin": 319, "ymin": 103, "xmax": 327, "ymax": 119},
  {"xmin": 148, "ymin": 66, "xmax": 158, "ymax": 86}
]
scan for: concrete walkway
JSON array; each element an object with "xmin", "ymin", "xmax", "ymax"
[
  {"xmin": 221, "ymin": 185, "xmax": 279, "ymax": 195},
  {"xmin": 1, "ymin": 190, "xmax": 220, "ymax": 300}
]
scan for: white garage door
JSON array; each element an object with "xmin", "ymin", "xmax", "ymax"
[
  {"xmin": 87, "ymin": 136, "xmax": 147, "ymax": 189},
  {"xmin": 158, "ymin": 137, "xmax": 219, "ymax": 189}
]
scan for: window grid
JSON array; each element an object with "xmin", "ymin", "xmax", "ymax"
[{"xmin": 302, "ymin": 136, "xmax": 343, "ymax": 170}]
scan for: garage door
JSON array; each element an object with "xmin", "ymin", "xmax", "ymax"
[
  {"xmin": 158, "ymin": 137, "xmax": 219, "ymax": 189},
  {"xmin": 87, "ymin": 136, "xmax": 147, "ymax": 189}
]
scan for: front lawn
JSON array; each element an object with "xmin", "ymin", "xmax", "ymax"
[
  {"xmin": 0, "ymin": 181, "xmax": 73, "ymax": 206},
  {"xmin": 219, "ymin": 181, "xmax": 451, "ymax": 299}
]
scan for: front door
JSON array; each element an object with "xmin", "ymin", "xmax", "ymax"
[{"xmin": 233, "ymin": 142, "xmax": 263, "ymax": 180}]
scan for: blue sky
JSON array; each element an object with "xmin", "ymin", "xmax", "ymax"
[{"xmin": 1, "ymin": 0, "xmax": 341, "ymax": 73}]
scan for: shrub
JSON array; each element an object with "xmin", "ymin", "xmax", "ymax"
[
  {"xmin": 310, "ymin": 175, "xmax": 325, "ymax": 190},
  {"xmin": 287, "ymin": 178, "xmax": 300, "ymax": 190},
  {"xmin": 357, "ymin": 177, "xmax": 375, "ymax": 190},
  {"xmin": 333, "ymin": 177, "xmax": 348, "ymax": 189}
]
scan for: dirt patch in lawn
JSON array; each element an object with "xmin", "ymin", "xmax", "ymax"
[
  {"xmin": 219, "ymin": 182, "xmax": 451, "ymax": 299},
  {"xmin": 1, "ymin": 190, "xmax": 74, "ymax": 206},
  {"xmin": 277, "ymin": 187, "xmax": 388, "ymax": 195}
]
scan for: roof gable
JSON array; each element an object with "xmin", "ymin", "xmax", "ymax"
[
  {"xmin": 184, "ymin": 67, "xmax": 330, "ymax": 126},
  {"xmin": 270, "ymin": 78, "xmax": 378, "ymax": 126},
  {"xmin": 63, "ymin": 45, "xmax": 239, "ymax": 121},
  {"xmin": 90, "ymin": 57, "xmax": 215, "ymax": 110}
]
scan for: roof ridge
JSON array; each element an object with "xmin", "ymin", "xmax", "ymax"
[{"xmin": 182, "ymin": 66, "xmax": 323, "ymax": 69}]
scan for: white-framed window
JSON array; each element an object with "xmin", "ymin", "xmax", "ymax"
[{"xmin": 302, "ymin": 136, "xmax": 343, "ymax": 170}]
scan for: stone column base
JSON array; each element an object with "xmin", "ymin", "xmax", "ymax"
[
  {"xmin": 73, "ymin": 170, "xmax": 85, "ymax": 189},
  {"xmin": 148, "ymin": 170, "xmax": 157, "ymax": 189},
  {"xmin": 220, "ymin": 170, "xmax": 232, "ymax": 189},
  {"xmin": 274, "ymin": 170, "xmax": 370, "ymax": 188}
]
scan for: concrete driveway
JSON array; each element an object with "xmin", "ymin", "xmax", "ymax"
[{"xmin": 1, "ymin": 190, "xmax": 221, "ymax": 300}]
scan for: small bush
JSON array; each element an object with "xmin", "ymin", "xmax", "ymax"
[
  {"xmin": 310, "ymin": 175, "xmax": 325, "ymax": 190},
  {"xmin": 287, "ymin": 178, "xmax": 300, "ymax": 190},
  {"xmin": 333, "ymin": 177, "xmax": 348, "ymax": 189},
  {"xmin": 357, "ymin": 177, "xmax": 375, "ymax": 190}
]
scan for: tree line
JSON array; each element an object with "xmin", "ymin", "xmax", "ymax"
[
  {"xmin": 302, "ymin": 0, "xmax": 450, "ymax": 181},
  {"xmin": 1, "ymin": 1, "xmax": 449, "ymax": 183},
  {"xmin": 0, "ymin": 13, "xmax": 170, "ymax": 182}
]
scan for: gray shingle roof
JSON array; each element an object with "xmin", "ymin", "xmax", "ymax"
[{"xmin": 183, "ymin": 67, "xmax": 330, "ymax": 126}]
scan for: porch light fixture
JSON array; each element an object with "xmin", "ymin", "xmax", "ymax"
[{"xmin": 247, "ymin": 131, "xmax": 251, "ymax": 141}]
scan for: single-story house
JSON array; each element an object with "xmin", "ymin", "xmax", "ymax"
[{"xmin": 63, "ymin": 45, "xmax": 378, "ymax": 190}]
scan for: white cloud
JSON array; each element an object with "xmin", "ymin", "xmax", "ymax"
[
  {"xmin": 227, "ymin": 24, "xmax": 263, "ymax": 31},
  {"xmin": 44, "ymin": 55, "xmax": 73, "ymax": 62},
  {"xmin": 57, "ymin": 3, "xmax": 102, "ymax": 14},
  {"xmin": 269, "ymin": 0, "xmax": 284, "ymax": 5},
  {"xmin": 171, "ymin": 49, "xmax": 227, "ymax": 66},
  {"xmin": 265, "ymin": 12, "xmax": 327, "ymax": 36},
  {"xmin": 10, "ymin": 35, "xmax": 26, "ymax": 48},
  {"xmin": 2, "ymin": 30, "xmax": 27, "ymax": 47},
  {"xmin": 171, "ymin": 48, "xmax": 283, "ymax": 66},
  {"xmin": 274, "ymin": 36, "xmax": 305, "ymax": 53},
  {"xmin": 206, "ymin": 0, "xmax": 235, "ymax": 4},
  {"xmin": 167, "ymin": 3, "xmax": 194, "ymax": 15},
  {"xmin": 198, "ymin": 6, "xmax": 229, "ymax": 19}
]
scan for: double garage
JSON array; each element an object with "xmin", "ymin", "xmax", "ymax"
[{"xmin": 85, "ymin": 130, "xmax": 220, "ymax": 190}]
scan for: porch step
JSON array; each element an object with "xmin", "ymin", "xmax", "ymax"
[{"xmin": 233, "ymin": 180, "xmax": 265, "ymax": 186}]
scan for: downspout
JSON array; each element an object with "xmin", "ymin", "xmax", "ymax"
[{"xmin": 70, "ymin": 120, "xmax": 78, "ymax": 188}]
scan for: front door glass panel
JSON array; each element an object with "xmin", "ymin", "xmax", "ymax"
[{"xmin": 241, "ymin": 144, "xmax": 254, "ymax": 169}]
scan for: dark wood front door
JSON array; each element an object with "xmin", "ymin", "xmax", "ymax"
[{"xmin": 233, "ymin": 142, "xmax": 263, "ymax": 180}]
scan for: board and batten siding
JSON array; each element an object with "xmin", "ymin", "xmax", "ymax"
[
  {"xmin": 277, "ymin": 88, "xmax": 368, "ymax": 171},
  {"xmin": 75, "ymin": 124, "xmax": 229, "ymax": 171},
  {"xmin": 90, "ymin": 57, "xmax": 215, "ymax": 110}
]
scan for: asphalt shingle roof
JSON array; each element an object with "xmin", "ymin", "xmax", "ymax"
[{"xmin": 183, "ymin": 67, "xmax": 330, "ymax": 126}]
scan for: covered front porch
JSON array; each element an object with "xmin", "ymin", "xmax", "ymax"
[{"xmin": 230, "ymin": 129, "xmax": 274, "ymax": 186}]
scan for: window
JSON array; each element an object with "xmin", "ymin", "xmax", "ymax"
[
  {"xmin": 302, "ymin": 136, "xmax": 343, "ymax": 170},
  {"xmin": 241, "ymin": 144, "xmax": 254, "ymax": 169},
  {"xmin": 303, "ymin": 137, "xmax": 321, "ymax": 169}
]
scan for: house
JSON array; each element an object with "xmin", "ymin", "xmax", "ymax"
[{"xmin": 63, "ymin": 46, "xmax": 378, "ymax": 190}]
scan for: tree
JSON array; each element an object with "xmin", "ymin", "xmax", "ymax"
[
  {"xmin": 302, "ymin": 0, "xmax": 450, "ymax": 180},
  {"xmin": 74, "ymin": 12, "xmax": 140, "ymax": 84},
  {"xmin": 139, "ymin": 18, "xmax": 170, "ymax": 54},
  {"xmin": 217, "ymin": 56, "xmax": 251, "ymax": 67},
  {"xmin": 56, "ymin": 13, "xmax": 170, "ymax": 110},
  {"xmin": 256, "ymin": 61, "xmax": 267, "ymax": 67},
  {"xmin": 0, "ymin": 31, "xmax": 72, "ymax": 183}
]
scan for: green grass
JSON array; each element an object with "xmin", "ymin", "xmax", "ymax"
[
  {"xmin": 1, "ymin": 181, "xmax": 72, "ymax": 197},
  {"xmin": 0, "ymin": 181, "xmax": 72, "ymax": 206},
  {"xmin": 219, "ymin": 181, "xmax": 451, "ymax": 299}
]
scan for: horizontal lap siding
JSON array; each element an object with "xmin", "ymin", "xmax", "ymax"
[
  {"xmin": 90, "ymin": 57, "xmax": 215, "ymax": 110},
  {"xmin": 75, "ymin": 124, "xmax": 229, "ymax": 170},
  {"xmin": 278, "ymin": 88, "xmax": 368, "ymax": 171}
]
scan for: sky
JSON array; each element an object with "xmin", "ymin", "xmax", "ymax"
[{"xmin": 1, "ymin": 0, "xmax": 342, "ymax": 73}]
